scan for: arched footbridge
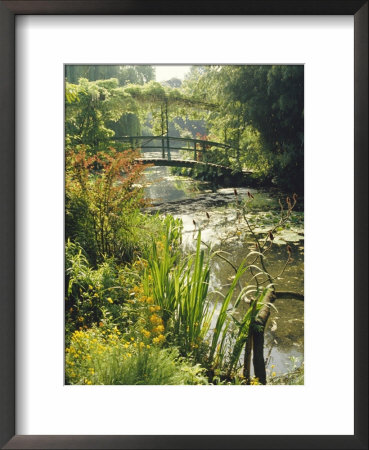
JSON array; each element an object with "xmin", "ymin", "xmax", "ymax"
[{"xmin": 113, "ymin": 135, "xmax": 252, "ymax": 175}]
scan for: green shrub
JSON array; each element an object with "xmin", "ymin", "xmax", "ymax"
[{"xmin": 65, "ymin": 147, "xmax": 147, "ymax": 264}]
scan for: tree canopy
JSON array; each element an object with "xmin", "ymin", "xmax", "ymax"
[{"xmin": 183, "ymin": 65, "xmax": 304, "ymax": 190}]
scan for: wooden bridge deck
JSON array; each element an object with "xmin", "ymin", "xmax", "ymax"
[{"xmin": 135, "ymin": 158, "xmax": 252, "ymax": 174}]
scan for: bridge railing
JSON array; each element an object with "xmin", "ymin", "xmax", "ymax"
[{"xmin": 113, "ymin": 135, "xmax": 238, "ymax": 164}]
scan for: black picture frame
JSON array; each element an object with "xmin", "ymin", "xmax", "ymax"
[{"xmin": 0, "ymin": 1, "xmax": 367, "ymax": 449}]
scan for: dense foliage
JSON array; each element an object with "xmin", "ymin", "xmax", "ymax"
[{"xmin": 183, "ymin": 65, "xmax": 304, "ymax": 191}]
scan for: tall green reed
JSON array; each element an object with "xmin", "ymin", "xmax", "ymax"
[
  {"xmin": 143, "ymin": 221, "xmax": 275, "ymax": 378},
  {"xmin": 175, "ymin": 233, "xmax": 213, "ymax": 358}
]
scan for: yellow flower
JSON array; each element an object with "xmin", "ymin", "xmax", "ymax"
[
  {"xmin": 146, "ymin": 345, "xmax": 150, "ymax": 349},
  {"xmin": 142, "ymin": 329, "xmax": 151, "ymax": 338},
  {"xmin": 139, "ymin": 342, "xmax": 145, "ymax": 349},
  {"xmin": 271, "ymin": 364, "xmax": 275, "ymax": 369},
  {"xmin": 272, "ymin": 371, "xmax": 276, "ymax": 377},
  {"xmin": 130, "ymin": 337, "xmax": 135, "ymax": 341},
  {"xmin": 107, "ymin": 297, "xmax": 113, "ymax": 304},
  {"xmin": 153, "ymin": 334, "xmax": 165, "ymax": 344},
  {"xmin": 78, "ymin": 316, "xmax": 84, "ymax": 322},
  {"xmin": 86, "ymin": 380, "xmax": 92, "ymax": 385},
  {"xmin": 153, "ymin": 324, "xmax": 164, "ymax": 334},
  {"xmin": 149, "ymin": 314, "xmax": 162, "ymax": 325},
  {"xmin": 88, "ymin": 285, "xmax": 93, "ymax": 290}
]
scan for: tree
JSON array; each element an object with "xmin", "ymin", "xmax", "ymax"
[
  {"xmin": 162, "ymin": 77, "xmax": 182, "ymax": 88},
  {"xmin": 65, "ymin": 66, "xmax": 156, "ymax": 143},
  {"xmin": 224, "ymin": 65, "xmax": 304, "ymax": 189},
  {"xmin": 124, "ymin": 81, "xmax": 214, "ymax": 156},
  {"xmin": 65, "ymin": 65, "xmax": 155, "ymax": 85},
  {"xmin": 65, "ymin": 78, "xmax": 137, "ymax": 151},
  {"xmin": 183, "ymin": 65, "xmax": 304, "ymax": 191}
]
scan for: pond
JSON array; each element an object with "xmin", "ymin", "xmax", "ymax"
[{"xmin": 144, "ymin": 163, "xmax": 304, "ymax": 377}]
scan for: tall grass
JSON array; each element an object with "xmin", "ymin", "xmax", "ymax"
[
  {"xmin": 143, "ymin": 224, "xmax": 264, "ymax": 374},
  {"xmin": 144, "ymin": 226, "xmax": 213, "ymax": 358},
  {"xmin": 175, "ymin": 234, "xmax": 213, "ymax": 358},
  {"xmin": 226, "ymin": 289, "xmax": 266, "ymax": 376},
  {"xmin": 143, "ymin": 218, "xmax": 184, "ymax": 324}
]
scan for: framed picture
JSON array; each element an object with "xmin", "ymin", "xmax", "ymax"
[{"xmin": 1, "ymin": 1, "xmax": 367, "ymax": 449}]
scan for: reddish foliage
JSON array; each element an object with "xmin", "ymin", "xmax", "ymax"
[{"xmin": 66, "ymin": 147, "xmax": 147, "ymax": 259}]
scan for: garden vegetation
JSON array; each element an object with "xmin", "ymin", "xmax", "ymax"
[{"xmin": 65, "ymin": 65, "xmax": 303, "ymax": 385}]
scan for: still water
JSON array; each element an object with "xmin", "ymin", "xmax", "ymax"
[{"xmin": 143, "ymin": 163, "xmax": 304, "ymax": 376}]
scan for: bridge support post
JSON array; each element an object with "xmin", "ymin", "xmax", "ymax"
[
  {"xmin": 161, "ymin": 137, "xmax": 165, "ymax": 159},
  {"xmin": 165, "ymin": 99, "xmax": 171, "ymax": 161},
  {"xmin": 193, "ymin": 142, "xmax": 197, "ymax": 160},
  {"xmin": 167, "ymin": 136, "xmax": 171, "ymax": 161},
  {"xmin": 202, "ymin": 142, "xmax": 207, "ymax": 167}
]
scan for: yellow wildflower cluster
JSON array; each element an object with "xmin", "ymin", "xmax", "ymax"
[
  {"xmin": 142, "ymin": 329, "xmax": 151, "ymax": 338},
  {"xmin": 66, "ymin": 323, "xmax": 157, "ymax": 385},
  {"xmin": 149, "ymin": 314, "xmax": 162, "ymax": 326},
  {"xmin": 137, "ymin": 295, "xmax": 154, "ymax": 304},
  {"xmin": 152, "ymin": 324, "xmax": 164, "ymax": 335},
  {"xmin": 147, "ymin": 313, "xmax": 166, "ymax": 345},
  {"xmin": 250, "ymin": 377, "xmax": 261, "ymax": 385},
  {"xmin": 152, "ymin": 334, "xmax": 165, "ymax": 344},
  {"xmin": 130, "ymin": 285, "xmax": 144, "ymax": 296},
  {"xmin": 149, "ymin": 305, "xmax": 161, "ymax": 313}
]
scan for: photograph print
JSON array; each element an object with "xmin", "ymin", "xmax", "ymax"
[{"xmin": 65, "ymin": 64, "xmax": 304, "ymax": 385}]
